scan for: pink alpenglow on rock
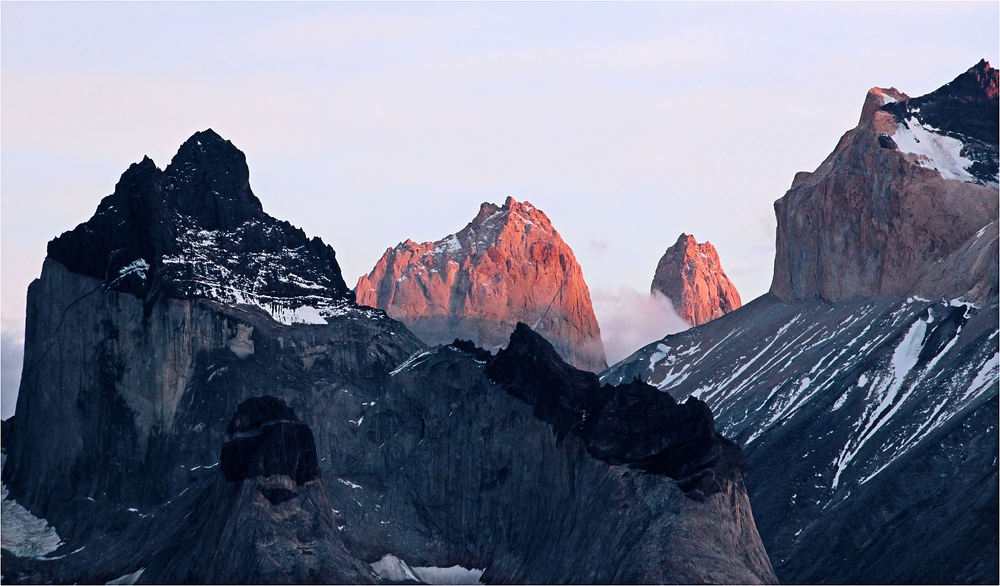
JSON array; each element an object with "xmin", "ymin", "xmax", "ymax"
[
  {"xmin": 357, "ymin": 197, "xmax": 608, "ymax": 372},
  {"xmin": 650, "ymin": 234, "xmax": 742, "ymax": 327}
]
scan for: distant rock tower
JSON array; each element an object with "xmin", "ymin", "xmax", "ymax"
[
  {"xmin": 356, "ymin": 197, "xmax": 607, "ymax": 372},
  {"xmin": 650, "ymin": 233, "xmax": 742, "ymax": 327}
]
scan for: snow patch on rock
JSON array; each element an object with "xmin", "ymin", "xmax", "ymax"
[
  {"xmin": 892, "ymin": 117, "xmax": 977, "ymax": 183},
  {"xmin": 1, "ymin": 454, "xmax": 63, "ymax": 559},
  {"xmin": 105, "ymin": 568, "xmax": 145, "ymax": 585},
  {"xmin": 370, "ymin": 553, "xmax": 485, "ymax": 585}
]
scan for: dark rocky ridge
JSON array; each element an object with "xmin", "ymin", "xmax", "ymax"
[
  {"xmin": 46, "ymin": 129, "xmax": 350, "ymax": 320},
  {"xmin": 485, "ymin": 323, "xmax": 745, "ymax": 500},
  {"xmin": 344, "ymin": 332, "xmax": 775, "ymax": 584},
  {"xmin": 882, "ymin": 59, "xmax": 998, "ymax": 185},
  {"xmin": 2, "ymin": 131, "xmax": 776, "ymax": 583},
  {"xmin": 605, "ymin": 295, "xmax": 999, "ymax": 584}
]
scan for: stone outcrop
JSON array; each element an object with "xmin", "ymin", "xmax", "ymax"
[
  {"xmin": 147, "ymin": 396, "xmax": 376, "ymax": 584},
  {"xmin": 650, "ymin": 233, "xmax": 742, "ymax": 326},
  {"xmin": 356, "ymin": 197, "xmax": 607, "ymax": 372},
  {"xmin": 356, "ymin": 329, "xmax": 775, "ymax": 584},
  {"xmin": 771, "ymin": 60, "xmax": 999, "ymax": 303},
  {"xmin": 486, "ymin": 323, "xmax": 747, "ymax": 501}
]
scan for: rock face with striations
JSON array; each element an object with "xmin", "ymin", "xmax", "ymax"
[
  {"xmin": 356, "ymin": 197, "xmax": 607, "ymax": 372},
  {"xmin": 605, "ymin": 61, "xmax": 999, "ymax": 585},
  {"xmin": 1, "ymin": 131, "xmax": 776, "ymax": 584},
  {"xmin": 771, "ymin": 60, "xmax": 998, "ymax": 304},
  {"xmin": 651, "ymin": 233, "xmax": 742, "ymax": 327}
]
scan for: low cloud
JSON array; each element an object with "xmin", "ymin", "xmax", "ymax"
[
  {"xmin": 2, "ymin": 331, "xmax": 24, "ymax": 420},
  {"xmin": 591, "ymin": 286, "xmax": 688, "ymax": 366}
]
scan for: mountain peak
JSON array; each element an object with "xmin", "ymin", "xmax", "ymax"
[
  {"xmin": 46, "ymin": 131, "xmax": 351, "ymax": 323},
  {"xmin": 357, "ymin": 199, "xmax": 607, "ymax": 372},
  {"xmin": 771, "ymin": 61, "xmax": 999, "ymax": 303},
  {"xmin": 162, "ymin": 129, "xmax": 264, "ymax": 231},
  {"xmin": 879, "ymin": 60, "xmax": 999, "ymax": 157},
  {"xmin": 651, "ymin": 233, "xmax": 741, "ymax": 327},
  {"xmin": 859, "ymin": 86, "xmax": 908, "ymax": 124}
]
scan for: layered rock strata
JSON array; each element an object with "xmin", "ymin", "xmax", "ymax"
[
  {"xmin": 356, "ymin": 197, "xmax": 607, "ymax": 372},
  {"xmin": 651, "ymin": 233, "xmax": 742, "ymax": 326}
]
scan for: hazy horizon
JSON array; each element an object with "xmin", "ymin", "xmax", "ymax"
[{"xmin": 3, "ymin": 2, "xmax": 998, "ymax": 417}]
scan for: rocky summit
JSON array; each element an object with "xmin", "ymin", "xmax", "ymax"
[
  {"xmin": 46, "ymin": 129, "xmax": 353, "ymax": 325},
  {"xmin": 356, "ymin": 197, "xmax": 607, "ymax": 372},
  {"xmin": 1, "ymin": 132, "xmax": 775, "ymax": 584},
  {"xmin": 650, "ymin": 233, "xmax": 742, "ymax": 327},
  {"xmin": 605, "ymin": 61, "xmax": 999, "ymax": 584},
  {"xmin": 771, "ymin": 60, "xmax": 999, "ymax": 304}
]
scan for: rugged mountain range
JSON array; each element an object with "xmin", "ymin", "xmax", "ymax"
[
  {"xmin": 651, "ymin": 233, "xmax": 742, "ymax": 326},
  {"xmin": 1, "ymin": 132, "xmax": 774, "ymax": 583},
  {"xmin": 605, "ymin": 61, "xmax": 999, "ymax": 584},
  {"xmin": 356, "ymin": 197, "xmax": 607, "ymax": 373}
]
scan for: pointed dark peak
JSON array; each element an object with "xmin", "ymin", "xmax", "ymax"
[
  {"xmin": 45, "ymin": 131, "xmax": 352, "ymax": 317},
  {"xmin": 486, "ymin": 322, "xmax": 602, "ymax": 435},
  {"xmin": 490, "ymin": 322, "xmax": 600, "ymax": 394},
  {"xmin": 47, "ymin": 154, "xmax": 167, "ymax": 289},
  {"xmin": 920, "ymin": 59, "xmax": 999, "ymax": 104},
  {"xmin": 882, "ymin": 60, "xmax": 999, "ymax": 148},
  {"xmin": 484, "ymin": 322, "xmax": 745, "ymax": 498},
  {"xmin": 163, "ymin": 129, "xmax": 265, "ymax": 231}
]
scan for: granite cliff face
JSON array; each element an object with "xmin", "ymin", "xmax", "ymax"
[
  {"xmin": 651, "ymin": 233, "xmax": 742, "ymax": 326},
  {"xmin": 2, "ymin": 132, "xmax": 774, "ymax": 584},
  {"xmin": 771, "ymin": 60, "xmax": 998, "ymax": 303},
  {"xmin": 605, "ymin": 62, "xmax": 999, "ymax": 584},
  {"xmin": 356, "ymin": 197, "xmax": 607, "ymax": 372}
]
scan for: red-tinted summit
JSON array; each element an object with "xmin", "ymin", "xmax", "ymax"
[
  {"xmin": 357, "ymin": 197, "xmax": 607, "ymax": 372},
  {"xmin": 650, "ymin": 233, "xmax": 742, "ymax": 327}
]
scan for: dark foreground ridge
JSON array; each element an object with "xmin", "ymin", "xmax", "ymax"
[{"xmin": 484, "ymin": 323, "xmax": 745, "ymax": 500}]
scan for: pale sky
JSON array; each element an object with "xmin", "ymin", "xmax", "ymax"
[{"xmin": 2, "ymin": 2, "xmax": 997, "ymax": 416}]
